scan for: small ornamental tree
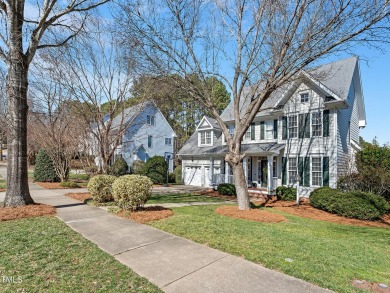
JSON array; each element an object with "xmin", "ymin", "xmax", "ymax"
[
  {"xmin": 131, "ymin": 160, "xmax": 146, "ymax": 175},
  {"xmin": 112, "ymin": 156, "xmax": 129, "ymax": 176},
  {"xmin": 173, "ymin": 165, "xmax": 182, "ymax": 184},
  {"xmin": 34, "ymin": 150, "xmax": 60, "ymax": 182},
  {"xmin": 143, "ymin": 156, "xmax": 168, "ymax": 184}
]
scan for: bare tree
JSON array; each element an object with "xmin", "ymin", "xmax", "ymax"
[
  {"xmin": 51, "ymin": 19, "xmax": 142, "ymax": 174},
  {"xmin": 117, "ymin": 0, "xmax": 390, "ymax": 210},
  {"xmin": 28, "ymin": 61, "xmax": 86, "ymax": 182},
  {"xmin": 0, "ymin": 0, "xmax": 109, "ymax": 207}
]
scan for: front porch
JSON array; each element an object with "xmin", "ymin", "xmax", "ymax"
[{"xmin": 211, "ymin": 155, "xmax": 281, "ymax": 195}]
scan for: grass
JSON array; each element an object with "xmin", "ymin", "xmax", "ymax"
[
  {"xmin": 147, "ymin": 193, "xmax": 226, "ymax": 204},
  {"xmin": 0, "ymin": 176, "xmax": 6, "ymax": 189},
  {"xmin": 69, "ymin": 173, "xmax": 90, "ymax": 181},
  {"xmin": 0, "ymin": 216, "xmax": 161, "ymax": 292},
  {"xmin": 150, "ymin": 205, "xmax": 390, "ymax": 292}
]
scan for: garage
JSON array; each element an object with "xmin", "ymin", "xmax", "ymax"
[{"xmin": 184, "ymin": 166, "xmax": 202, "ymax": 186}]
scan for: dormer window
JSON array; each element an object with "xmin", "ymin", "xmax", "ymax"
[
  {"xmin": 200, "ymin": 131, "xmax": 212, "ymax": 145},
  {"xmin": 300, "ymin": 93, "xmax": 309, "ymax": 103},
  {"xmin": 147, "ymin": 115, "xmax": 155, "ymax": 125}
]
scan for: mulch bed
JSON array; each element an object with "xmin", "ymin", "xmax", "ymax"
[
  {"xmin": 35, "ymin": 182, "xmax": 68, "ymax": 189},
  {"xmin": 0, "ymin": 204, "xmax": 56, "ymax": 221},
  {"xmin": 195, "ymin": 189, "xmax": 237, "ymax": 201},
  {"xmin": 65, "ymin": 192, "xmax": 92, "ymax": 202},
  {"xmin": 216, "ymin": 206, "xmax": 287, "ymax": 223},
  {"xmin": 252, "ymin": 199, "xmax": 390, "ymax": 228},
  {"xmin": 116, "ymin": 206, "xmax": 173, "ymax": 224},
  {"xmin": 0, "ymin": 188, "xmax": 5, "ymax": 192}
]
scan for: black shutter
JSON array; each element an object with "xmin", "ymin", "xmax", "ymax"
[
  {"xmin": 298, "ymin": 157, "xmax": 304, "ymax": 185},
  {"xmin": 282, "ymin": 117, "xmax": 287, "ymax": 140},
  {"xmin": 273, "ymin": 119, "xmax": 278, "ymax": 139},
  {"xmin": 304, "ymin": 157, "xmax": 310, "ymax": 187},
  {"xmin": 282, "ymin": 157, "xmax": 287, "ymax": 185},
  {"xmin": 323, "ymin": 110, "xmax": 330, "ymax": 137},
  {"xmin": 323, "ymin": 157, "xmax": 329, "ymax": 186},
  {"xmin": 260, "ymin": 121, "xmax": 265, "ymax": 140},
  {"xmin": 251, "ymin": 123, "xmax": 256, "ymax": 140},
  {"xmin": 299, "ymin": 114, "xmax": 304, "ymax": 138},
  {"xmin": 304, "ymin": 113, "xmax": 310, "ymax": 138}
]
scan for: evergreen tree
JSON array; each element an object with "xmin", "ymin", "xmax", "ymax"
[{"xmin": 34, "ymin": 150, "xmax": 60, "ymax": 182}]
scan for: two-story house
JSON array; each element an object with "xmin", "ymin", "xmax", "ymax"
[
  {"xmin": 177, "ymin": 57, "xmax": 366, "ymax": 196},
  {"xmin": 96, "ymin": 101, "xmax": 176, "ymax": 172}
]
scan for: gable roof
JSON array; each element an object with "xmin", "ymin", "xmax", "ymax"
[
  {"xmin": 196, "ymin": 116, "xmax": 221, "ymax": 130},
  {"xmin": 111, "ymin": 101, "xmax": 151, "ymax": 130},
  {"xmin": 220, "ymin": 57, "xmax": 358, "ymax": 122}
]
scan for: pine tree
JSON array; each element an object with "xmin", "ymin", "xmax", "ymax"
[{"xmin": 34, "ymin": 150, "xmax": 59, "ymax": 182}]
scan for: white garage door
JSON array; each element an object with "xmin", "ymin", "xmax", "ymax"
[{"xmin": 184, "ymin": 166, "xmax": 202, "ymax": 186}]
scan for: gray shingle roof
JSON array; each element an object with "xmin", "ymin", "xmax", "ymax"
[
  {"xmin": 220, "ymin": 57, "xmax": 357, "ymax": 121},
  {"xmin": 179, "ymin": 57, "xmax": 358, "ymax": 157},
  {"xmin": 111, "ymin": 101, "xmax": 151, "ymax": 129}
]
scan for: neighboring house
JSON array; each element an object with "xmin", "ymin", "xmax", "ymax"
[
  {"xmin": 177, "ymin": 57, "xmax": 366, "ymax": 196},
  {"xmin": 94, "ymin": 101, "xmax": 176, "ymax": 172}
]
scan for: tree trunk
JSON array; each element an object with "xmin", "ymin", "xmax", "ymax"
[
  {"xmin": 3, "ymin": 59, "xmax": 34, "ymax": 207},
  {"xmin": 231, "ymin": 161, "xmax": 250, "ymax": 210}
]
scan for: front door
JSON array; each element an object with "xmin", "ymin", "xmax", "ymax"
[{"xmin": 257, "ymin": 159, "xmax": 268, "ymax": 188}]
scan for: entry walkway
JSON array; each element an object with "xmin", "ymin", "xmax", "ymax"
[{"xmin": 24, "ymin": 184, "xmax": 330, "ymax": 293}]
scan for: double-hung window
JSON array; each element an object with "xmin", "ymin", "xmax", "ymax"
[
  {"xmin": 288, "ymin": 116, "xmax": 298, "ymax": 138},
  {"xmin": 165, "ymin": 138, "xmax": 172, "ymax": 145},
  {"xmin": 146, "ymin": 115, "xmax": 155, "ymax": 126},
  {"xmin": 288, "ymin": 158, "xmax": 297, "ymax": 185},
  {"xmin": 148, "ymin": 135, "xmax": 153, "ymax": 148},
  {"xmin": 200, "ymin": 131, "xmax": 212, "ymax": 145},
  {"xmin": 312, "ymin": 112, "xmax": 322, "ymax": 137},
  {"xmin": 311, "ymin": 157, "xmax": 322, "ymax": 186},
  {"xmin": 245, "ymin": 127, "xmax": 251, "ymax": 140}
]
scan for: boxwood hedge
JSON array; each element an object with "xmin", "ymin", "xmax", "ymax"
[{"xmin": 310, "ymin": 187, "xmax": 389, "ymax": 221}]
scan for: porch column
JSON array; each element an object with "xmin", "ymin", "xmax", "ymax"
[
  {"xmin": 225, "ymin": 162, "xmax": 229, "ymax": 183},
  {"xmin": 209, "ymin": 157, "xmax": 214, "ymax": 184},
  {"xmin": 267, "ymin": 155, "xmax": 274, "ymax": 193},
  {"xmin": 243, "ymin": 157, "xmax": 248, "ymax": 186}
]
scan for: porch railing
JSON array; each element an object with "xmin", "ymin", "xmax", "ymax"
[{"xmin": 212, "ymin": 173, "xmax": 234, "ymax": 185}]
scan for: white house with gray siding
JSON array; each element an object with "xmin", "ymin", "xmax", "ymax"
[
  {"xmin": 177, "ymin": 57, "xmax": 366, "ymax": 196},
  {"xmin": 95, "ymin": 101, "xmax": 176, "ymax": 172}
]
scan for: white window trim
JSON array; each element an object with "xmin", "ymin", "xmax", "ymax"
[
  {"xmin": 311, "ymin": 111, "xmax": 322, "ymax": 137},
  {"xmin": 311, "ymin": 157, "xmax": 322, "ymax": 187},
  {"xmin": 198, "ymin": 131, "xmax": 213, "ymax": 147},
  {"xmin": 288, "ymin": 115, "xmax": 298, "ymax": 139},
  {"xmin": 147, "ymin": 115, "xmax": 156, "ymax": 126},
  {"xmin": 300, "ymin": 92, "xmax": 309, "ymax": 103}
]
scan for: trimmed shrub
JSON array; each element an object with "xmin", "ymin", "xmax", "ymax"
[
  {"xmin": 143, "ymin": 156, "xmax": 168, "ymax": 184},
  {"xmin": 217, "ymin": 183, "xmax": 236, "ymax": 196},
  {"xmin": 112, "ymin": 156, "xmax": 128, "ymax": 176},
  {"xmin": 34, "ymin": 149, "xmax": 60, "ymax": 182},
  {"xmin": 276, "ymin": 186, "xmax": 297, "ymax": 201},
  {"xmin": 87, "ymin": 174, "xmax": 117, "ymax": 203},
  {"xmin": 61, "ymin": 181, "xmax": 79, "ymax": 188},
  {"xmin": 310, "ymin": 188, "xmax": 390, "ymax": 220},
  {"xmin": 168, "ymin": 173, "xmax": 175, "ymax": 183},
  {"xmin": 112, "ymin": 175, "xmax": 153, "ymax": 211},
  {"xmin": 131, "ymin": 160, "xmax": 146, "ymax": 175},
  {"xmin": 173, "ymin": 165, "xmax": 182, "ymax": 184}
]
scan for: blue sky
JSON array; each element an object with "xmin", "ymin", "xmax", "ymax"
[{"xmin": 357, "ymin": 48, "xmax": 390, "ymax": 145}]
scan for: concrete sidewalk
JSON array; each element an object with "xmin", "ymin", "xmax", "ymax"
[{"xmin": 28, "ymin": 184, "xmax": 331, "ymax": 293}]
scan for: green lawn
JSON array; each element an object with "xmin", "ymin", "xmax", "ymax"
[
  {"xmin": 0, "ymin": 217, "xmax": 161, "ymax": 292},
  {"xmin": 147, "ymin": 193, "xmax": 227, "ymax": 204},
  {"xmin": 150, "ymin": 205, "xmax": 390, "ymax": 292},
  {"xmin": 0, "ymin": 177, "xmax": 6, "ymax": 189}
]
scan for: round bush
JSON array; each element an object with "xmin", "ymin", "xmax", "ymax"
[
  {"xmin": 217, "ymin": 183, "xmax": 236, "ymax": 196},
  {"xmin": 276, "ymin": 186, "xmax": 297, "ymax": 201},
  {"xmin": 87, "ymin": 175, "xmax": 117, "ymax": 203},
  {"xmin": 131, "ymin": 160, "xmax": 146, "ymax": 175},
  {"xmin": 310, "ymin": 188, "xmax": 390, "ymax": 220},
  {"xmin": 112, "ymin": 156, "xmax": 128, "ymax": 176},
  {"xmin": 174, "ymin": 165, "xmax": 182, "ymax": 184},
  {"xmin": 34, "ymin": 149, "xmax": 60, "ymax": 182},
  {"xmin": 143, "ymin": 156, "xmax": 168, "ymax": 184},
  {"xmin": 112, "ymin": 175, "xmax": 153, "ymax": 211}
]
